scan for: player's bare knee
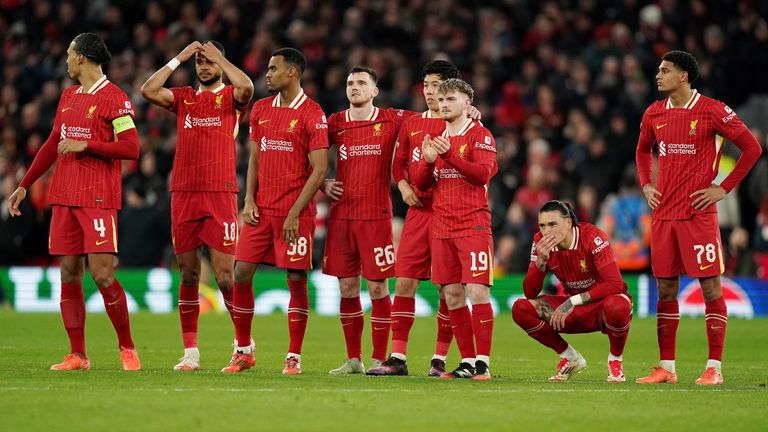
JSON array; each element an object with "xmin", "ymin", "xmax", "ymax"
[
  {"xmin": 699, "ymin": 276, "xmax": 722, "ymax": 302},
  {"xmin": 657, "ymin": 277, "xmax": 679, "ymax": 301},
  {"xmin": 467, "ymin": 285, "xmax": 490, "ymax": 305},
  {"xmin": 215, "ymin": 270, "xmax": 233, "ymax": 290},
  {"xmin": 286, "ymin": 269, "xmax": 307, "ymax": 281},
  {"xmin": 59, "ymin": 264, "xmax": 83, "ymax": 284},
  {"xmin": 394, "ymin": 278, "xmax": 418, "ymax": 297},
  {"xmin": 179, "ymin": 265, "xmax": 200, "ymax": 286},
  {"xmin": 443, "ymin": 285, "xmax": 465, "ymax": 309},
  {"xmin": 91, "ymin": 272, "xmax": 114, "ymax": 289},
  {"xmin": 367, "ymin": 280, "xmax": 389, "ymax": 299},
  {"xmin": 233, "ymin": 263, "xmax": 255, "ymax": 285}
]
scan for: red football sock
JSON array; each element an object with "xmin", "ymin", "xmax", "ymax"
[
  {"xmin": 471, "ymin": 303, "xmax": 494, "ymax": 357},
  {"xmin": 511, "ymin": 299, "xmax": 568, "ymax": 354},
  {"xmin": 370, "ymin": 296, "xmax": 392, "ymax": 361},
  {"xmin": 178, "ymin": 284, "xmax": 199, "ymax": 348},
  {"xmin": 99, "ymin": 279, "xmax": 134, "ymax": 349},
  {"xmin": 287, "ymin": 278, "xmax": 309, "ymax": 354},
  {"xmin": 656, "ymin": 300, "xmax": 680, "ymax": 361},
  {"xmin": 435, "ymin": 298, "xmax": 453, "ymax": 357},
  {"xmin": 340, "ymin": 296, "xmax": 364, "ymax": 360},
  {"xmin": 602, "ymin": 296, "xmax": 632, "ymax": 357},
  {"xmin": 448, "ymin": 306, "xmax": 476, "ymax": 361},
  {"xmin": 220, "ymin": 286, "xmax": 236, "ymax": 324},
  {"xmin": 60, "ymin": 282, "xmax": 86, "ymax": 356},
  {"xmin": 231, "ymin": 282, "xmax": 254, "ymax": 348},
  {"xmin": 705, "ymin": 297, "xmax": 727, "ymax": 361},
  {"xmin": 390, "ymin": 296, "xmax": 415, "ymax": 356}
]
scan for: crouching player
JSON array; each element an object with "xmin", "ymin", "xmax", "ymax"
[{"xmin": 512, "ymin": 201, "xmax": 632, "ymax": 382}]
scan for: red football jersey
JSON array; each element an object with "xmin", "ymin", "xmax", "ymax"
[
  {"xmin": 328, "ymin": 107, "xmax": 409, "ymax": 220},
  {"xmin": 636, "ymin": 90, "xmax": 749, "ymax": 220},
  {"xmin": 248, "ymin": 89, "xmax": 329, "ymax": 217},
  {"xmin": 392, "ymin": 111, "xmax": 447, "ymax": 200},
  {"xmin": 530, "ymin": 223, "xmax": 627, "ymax": 296},
  {"xmin": 168, "ymin": 84, "xmax": 246, "ymax": 192},
  {"xmin": 417, "ymin": 120, "xmax": 498, "ymax": 239},
  {"xmin": 47, "ymin": 76, "xmax": 136, "ymax": 209}
]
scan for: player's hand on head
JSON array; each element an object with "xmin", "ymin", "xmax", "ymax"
[
  {"xmin": 398, "ymin": 182, "xmax": 423, "ymax": 207},
  {"xmin": 323, "ymin": 179, "xmax": 343, "ymax": 200},
  {"xmin": 57, "ymin": 139, "xmax": 87, "ymax": 156},
  {"xmin": 466, "ymin": 105, "xmax": 482, "ymax": 120},
  {"xmin": 200, "ymin": 42, "xmax": 224, "ymax": 63},
  {"xmin": 242, "ymin": 199, "xmax": 259, "ymax": 225},
  {"xmin": 283, "ymin": 214, "xmax": 299, "ymax": 244},
  {"xmin": 432, "ymin": 136, "xmax": 450, "ymax": 155},
  {"xmin": 8, "ymin": 186, "xmax": 26, "ymax": 217},
  {"xmin": 642, "ymin": 183, "xmax": 661, "ymax": 209},
  {"xmin": 178, "ymin": 41, "xmax": 203, "ymax": 62},
  {"xmin": 689, "ymin": 184, "xmax": 726, "ymax": 210}
]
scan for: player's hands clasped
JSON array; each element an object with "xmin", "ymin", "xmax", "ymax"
[
  {"xmin": 642, "ymin": 183, "xmax": 661, "ymax": 209},
  {"xmin": 8, "ymin": 186, "xmax": 26, "ymax": 217},
  {"xmin": 422, "ymin": 134, "xmax": 438, "ymax": 163},
  {"xmin": 690, "ymin": 184, "xmax": 726, "ymax": 210},
  {"xmin": 57, "ymin": 139, "xmax": 87, "ymax": 155},
  {"xmin": 199, "ymin": 42, "xmax": 224, "ymax": 64},
  {"xmin": 323, "ymin": 179, "xmax": 344, "ymax": 201},
  {"xmin": 431, "ymin": 135, "xmax": 451, "ymax": 155},
  {"xmin": 242, "ymin": 198, "xmax": 259, "ymax": 225}
]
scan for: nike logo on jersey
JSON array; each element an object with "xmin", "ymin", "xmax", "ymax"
[
  {"xmin": 410, "ymin": 130, "xmax": 422, "ymax": 136},
  {"xmin": 289, "ymin": 256, "xmax": 305, "ymax": 262},
  {"xmin": 480, "ymin": 319, "xmax": 493, "ymax": 324},
  {"xmin": 700, "ymin": 264, "xmax": 714, "ymax": 270},
  {"xmin": 380, "ymin": 265, "xmax": 393, "ymax": 272},
  {"xmin": 337, "ymin": 130, "xmax": 348, "ymax": 135},
  {"xmin": 183, "ymin": 100, "xmax": 195, "ymax": 105},
  {"xmin": 61, "ymin": 107, "xmax": 72, "ymax": 112},
  {"xmin": 656, "ymin": 123, "xmax": 667, "ymax": 129},
  {"xmin": 258, "ymin": 120, "xmax": 270, "ymax": 125},
  {"xmin": 472, "ymin": 271, "xmax": 486, "ymax": 277},
  {"xmin": 96, "ymin": 239, "xmax": 110, "ymax": 246},
  {"xmin": 223, "ymin": 241, "xmax": 235, "ymax": 247}
]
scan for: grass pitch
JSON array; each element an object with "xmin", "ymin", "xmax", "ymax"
[{"xmin": 0, "ymin": 311, "xmax": 766, "ymax": 431}]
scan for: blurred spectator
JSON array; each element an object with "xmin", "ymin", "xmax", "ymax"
[
  {"xmin": 724, "ymin": 227, "xmax": 757, "ymax": 277},
  {"xmin": 599, "ymin": 168, "xmax": 651, "ymax": 272}
]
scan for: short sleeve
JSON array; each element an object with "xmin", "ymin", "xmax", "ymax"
[
  {"xmin": 168, "ymin": 87, "xmax": 188, "ymax": 114},
  {"xmin": 306, "ymin": 106, "xmax": 329, "ymax": 151},
  {"xmin": 248, "ymin": 103, "xmax": 262, "ymax": 142},
  {"xmin": 589, "ymin": 227, "xmax": 616, "ymax": 269},
  {"xmin": 108, "ymin": 90, "xmax": 136, "ymax": 120}
]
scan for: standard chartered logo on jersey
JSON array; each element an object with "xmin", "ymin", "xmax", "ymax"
[
  {"xmin": 183, "ymin": 113, "xmax": 222, "ymax": 129},
  {"xmin": 61, "ymin": 123, "xmax": 92, "ymax": 139},
  {"xmin": 339, "ymin": 144, "xmax": 381, "ymax": 160},
  {"xmin": 260, "ymin": 136, "xmax": 294, "ymax": 152},
  {"xmin": 658, "ymin": 140, "xmax": 696, "ymax": 157}
]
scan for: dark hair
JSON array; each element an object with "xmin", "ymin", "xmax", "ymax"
[
  {"xmin": 539, "ymin": 200, "xmax": 578, "ymax": 224},
  {"xmin": 348, "ymin": 66, "xmax": 378, "ymax": 84},
  {"xmin": 73, "ymin": 33, "xmax": 112, "ymax": 65},
  {"xmin": 272, "ymin": 47, "xmax": 306, "ymax": 75},
  {"xmin": 662, "ymin": 50, "xmax": 699, "ymax": 84},
  {"xmin": 421, "ymin": 60, "xmax": 459, "ymax": 81}
]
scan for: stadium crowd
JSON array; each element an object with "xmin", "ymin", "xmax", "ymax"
[{"xmin": 0, "ymin": 0, "xmax": 767, "ymax": 277}]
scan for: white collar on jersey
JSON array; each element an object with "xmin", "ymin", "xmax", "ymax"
[
  {"xmin": 272, "ymin": 87, "xmax": 307, "ymax": 109},
  {"xmin": 197, "ymin": 83, "xmax": 226, "ymax": 95},
  {"xmin": 422, "ymin": 110, "xmax": 441, "ymax": 119},
  {"xmin": 555, "ymin": 226, "xmax": 579, "ymax": 251},
  {"xmin": 76, "ymin": 75, "xmax": 109, "ymax": 94},
  {"xmin": 345, "ymin": 106, "xmax": 379, "ymax": 122},
  {"xmin": 441, "ymin": 118, "xmax": 474, "ymax": 137},
  {"xmin": 665, "ymin": 89, "xmax": 701, "ymax": 109}
]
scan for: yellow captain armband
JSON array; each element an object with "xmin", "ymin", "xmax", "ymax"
[{"xmin": 112, "ymin": 115, "xmax": 136, "ymax": 134}]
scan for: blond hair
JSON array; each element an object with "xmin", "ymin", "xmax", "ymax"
[{"xmin": 438, "ymin": 78, "xmax": 474, "ymax": 102}]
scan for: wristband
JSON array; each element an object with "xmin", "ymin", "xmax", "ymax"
[
  {"xmin": 166, "ymin": 58, "xmax": 181, "ymax": 71},
  {"xmin": 569, "ymin": 294, "xmax": 583, "ymax": 306}
]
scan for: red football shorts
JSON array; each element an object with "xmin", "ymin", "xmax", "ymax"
[
  {"xmin": 395, "ymin": 204, "xmax": 432, "ymax": 280},
  {"xmin": 431, "ymin": 234, "xmax": 494, "ymax": 286},
  {"xmin": 543, "ymin": 293, "xmax": 633, "ymax": 334},
  {"xmin": 323, "ymin": 218, "xmax": 395, "ymax": 280},
  {"xmin": 49, "ymin": 205, "xmax": 118, "ymax": 255},
  {"xmin": 236, "ymin": 214, "xmax": 315, "ymax": 270},
  {"xmin": 651, "ymin": 213, "xmax": 724, "ymax": 278},
  {"xmin": 171, "ymin": 191, "xmax": 239, "ymax": 255}
]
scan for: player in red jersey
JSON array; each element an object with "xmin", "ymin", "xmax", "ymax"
[
  {"xmin": 321, "ymin": 67, "xmax": 410, "ymax": 374},
  {"xmin": 141, "ymin": 40, "xmax": 254, "ymax": 370},
  {"xmin": 225, "ymin": 48, "xmax": 329, "ymax": 374},
  {"xmin": 368, "ymin": 61, "xmax": 464, "ymax": 377},
  {"xmin": 8, "ymin": 33, "xmax": 141, "ymax": 371},
  {"xmin": 634, "ymin": 51, "xmax": 761, "ymax": 385},
  {"xmin": 512, "ymin": 201, "xmax": 633, "ymax": 383},
  {"xmin": 412, "ymin": 79, "xmax": 498, "ymax": 380}
]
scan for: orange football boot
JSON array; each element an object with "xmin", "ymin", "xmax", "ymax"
[
  {"xmin": 50, "ymin": 353, "xmax": 91, "ymax": 371},
  {"xmin": 695, "ymin": 368, "xmax": 724, "ymax": 385},
  {"xmin": 221, "ymin": 353, "xmax": 255, "ymax": 373},
  {"xmin": 635, "ymin": 365, "xmax": 677, "ymax": 384},
  {"xmin": 120, "ymin": 347, "xmax": 142, "ymax": 371}
]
